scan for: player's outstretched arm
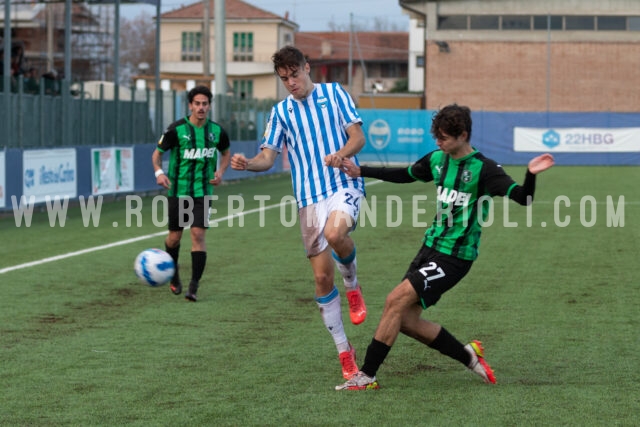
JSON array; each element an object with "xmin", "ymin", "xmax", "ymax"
[
  {"xmin": 324, "ymin": 124, "xmax": 366, "ymax": 168},
  {"xmin": 339, "ymin": 158, "xmax": 361, "ymax": 177},
  {"xmin": 528, "ymin": 153, "xmax": 554, "ymax": 174},
  {"xmin": 231, "ymin": 148, "xmax": 278, "ymax": 172}
]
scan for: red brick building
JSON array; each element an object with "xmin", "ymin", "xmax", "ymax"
[{"xmin": 400, "ymin": 0, "xmax": 640, "ymax": 112}]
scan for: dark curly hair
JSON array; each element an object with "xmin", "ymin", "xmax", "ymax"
[
  {"xmin": 431, "ymin": 104, "xmax": 472, "ymax": 142},
  {"xmin": 187, "ymin": 85, "xmax": 212, "ymax": 104}
]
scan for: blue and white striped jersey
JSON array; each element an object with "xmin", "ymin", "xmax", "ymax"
[{"xmin": 261, "ymin": 82, "xmax": 366, "ymax": 208}]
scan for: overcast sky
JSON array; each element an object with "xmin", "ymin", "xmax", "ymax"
[{"xmin": 121, "ymin": 0, "xmax": 409, "ymax": 32}]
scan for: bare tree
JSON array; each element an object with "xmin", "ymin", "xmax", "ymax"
[
  {"xmin": 119, "ymin": 11, "xmax": 155, "ymax": 86},
  {"xmin": 327, "ymin": 16, "xmax": 403, "ymax": 32}
]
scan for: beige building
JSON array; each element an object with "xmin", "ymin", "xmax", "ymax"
[
  {"xmin": 156, "ymin": 0, "xmax": 411, "ymax": 104},
  {"xmin": 156, "ymin": 0, "xmax": 296, "ymax": 99},
  {"xmin": 400, "ymin": 0, "xmax": 640, "ymax": 112}
]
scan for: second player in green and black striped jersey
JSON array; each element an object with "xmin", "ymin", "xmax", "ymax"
[
  {"xmin": 156, "ymin": 115, "xmax": 230, "ymax": 198},
  {"xmin": 334, "ymin": 104, "xmax": 554, "ymax": 391},
  {"xmin": 402, "ymin": 149, "xmax": 535, "ymax": 261},
  {"xmin": 152, "ymin": 85, "xmax": 230, "ymax": 302}
]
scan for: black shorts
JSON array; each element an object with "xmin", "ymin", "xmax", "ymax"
[
  {"xmin": 168, "ymin": 196, "xmax": 211, "ymax": 231},
  {"xmin": 404, "ymin": 245, "xmax": 473, "ymax": 310}
]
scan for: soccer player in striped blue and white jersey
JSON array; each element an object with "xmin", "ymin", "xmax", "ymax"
[{"xmin": 231, "ymin": 46, "xmax": 367, "ymax": 380}]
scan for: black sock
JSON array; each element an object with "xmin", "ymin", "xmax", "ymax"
[
  {"xmin": 361, "ymin": 338, "xmax": 391, "ymax": 378},
  {"xmin": 191, "ymin": 251, "xmax": 207, "ymax": 283},
  {"xmin": 428, "ymin": 327, "xmax": 471, "ymax": 366},
  {"xmin": 165, "ymin": 244, "xmax": 180, "ymax": 283}
]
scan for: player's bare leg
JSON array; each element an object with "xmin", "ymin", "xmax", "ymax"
[{"xmin": 326, "ymin": 210, "xmax": 366, "ymax": 324}]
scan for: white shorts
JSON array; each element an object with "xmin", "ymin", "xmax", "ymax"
[{"xmin": 298, "ymin": 188, "xmax": 364, "ymax": 257}]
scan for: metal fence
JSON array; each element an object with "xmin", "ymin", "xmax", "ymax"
[{"xmin": 0, "ymin": 79, "xmax": 275, "ymax": 149}]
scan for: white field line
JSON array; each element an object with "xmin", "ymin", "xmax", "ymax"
[
  {"xmin": 0, "ymin": 200, "xmax": 293, "ymax": 275},
  {"xmin": 1, "ymin": 181, "xmax": 383, "ymax": 275}
]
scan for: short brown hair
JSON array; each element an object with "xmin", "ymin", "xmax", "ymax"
[{"xmin": 272, "ymin": 46, "xmax": 306, "ymax": 74}]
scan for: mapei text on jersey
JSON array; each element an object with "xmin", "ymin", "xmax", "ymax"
[{"xmin": 182, "ymin": 148, "xmax": 218, "ymax": 159}]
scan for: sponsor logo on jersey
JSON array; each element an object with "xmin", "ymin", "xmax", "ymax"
[
  {"xmin": 183, "ymin": 148, "xmax": 217, "ymax": 159},
  {"xmin": 317, "ymin": 97, "xmax": 328, "ymax": 108},
  {"xmin": 263, "ymin": 120, "xmax": 272, "ymax": 138},
  {"xmin": 434, "ymin": 165, "xmax": 443, "ymax": 179},
  {"xmin": 437, "ymin": 186, "xmax": 471, "ymax": 207}
]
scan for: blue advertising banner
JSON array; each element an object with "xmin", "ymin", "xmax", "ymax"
[{"xmin": 358, "ymin": 109, "xmax": 437, "ymax": 165}]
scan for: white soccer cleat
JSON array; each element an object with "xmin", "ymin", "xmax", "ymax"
[
  {"xmin": 335, "ymin": 371, "xmax": 379, "ymax": 391},
  {"xmin": 465, "ymin": 340, "xmax": 497, "ymax": 384}
]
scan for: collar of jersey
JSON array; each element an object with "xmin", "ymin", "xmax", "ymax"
[{"xmin": 448, "ymin": 148, "xmax": 478, "ymax": 164}]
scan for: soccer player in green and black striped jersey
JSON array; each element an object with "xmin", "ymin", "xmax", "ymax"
[
  {"xmin": 335, "ymin": 104, "xmax": 555, "ymax": 390},
  {"xmin": 152, "ymin": 85, "xmax": 230, "ymax": 302}
]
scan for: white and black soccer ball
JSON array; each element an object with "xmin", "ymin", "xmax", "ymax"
[{"xmin": 134, "ymin": 248, "xmax": 175, "ymax": 287}]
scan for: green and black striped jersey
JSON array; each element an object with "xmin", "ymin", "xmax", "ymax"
[
  {"xmin": 156, "ymin": 118, "xmax": 230, "ymax": 197},
  {"xmin": 361, "ymin": 149, "xmax": 536, "ymax": 261}
]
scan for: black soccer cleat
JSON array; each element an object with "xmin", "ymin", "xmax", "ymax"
[
  {"xmin": 170, "ymin": 269, "xmax": 182, "ymax": 295},
  {"xmin": 170, "ymin": 279, "xmax": 182, "ymax": 295},
  {"xmin": 185, "ymin": 280, "xmax": 199, "ymax": 302}
]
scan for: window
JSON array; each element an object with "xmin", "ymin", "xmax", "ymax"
[
  {"xmin": 533, "ymin": 15, "xmax": 563, "ymax": 30},
  {"xmin": 438, "ymin": 16, "xmax": 467, "ymax": 30},
  {"xmin": 598, "ymin": 16, "xmax": 626, "ymax": 30},
  {"xmin": 565, "ymin": 16, "xmax": 595, "ymax": 30},
  {"xmin": 502, "ymin": 16, "xmax": 531, "ymax": 30},
  {"xmin": 416, "ymin": 56, "xmax": 425, "ymax": 68},
  {"xmin": 329, "ymin": 66, "xmax": 347, "ymax": 84},
  {"xmin": 435, "ymin": 14, "xmax": 639, "ymax": 32},
  {"xmin": 233, "ymin": 32, "xmax": 254, "ymax": 62},
  {"xmin": 181, "ymin": 32, "xmax": 201, "ymax": 61},
  {"xmin": 470, "ymin": 15, "xmax": 500, "ymax": 30},
  {"xmin": 379, "ymin": 63, "xmax": 407, "ymax": 79},
  {"xmin": 232, "ymin": 80, "xmax": 253, "ymax": 99}
]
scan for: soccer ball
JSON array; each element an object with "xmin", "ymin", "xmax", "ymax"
[{"xmin": 134, "ymin": 248, "xmax": 175, "ymax": 287}]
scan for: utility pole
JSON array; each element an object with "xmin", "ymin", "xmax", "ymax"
[
  {"xmin": 348, "ymin": 13, "xmax": 353, "ymax": 93},
  {"xmin": 154, "ymin": 0, "xmax": 162, "ymax": 136},
  {"xmin": 214, "ymin": 0, "xmax": 226, "ymax": 122},
  {"xmin": 3, "ymin": 0, "xmax": 11, "ymax": 147},
  {"xmin": 63, "ymin": 0, "xmax": 72, "ymax": 145},
  {"xmin": 47, "ymin": 3, "xmax": 54, "ymax": 71},
  {"xmin": 203, "ymin": 0, "xmax": 210, "ymax": 78}
]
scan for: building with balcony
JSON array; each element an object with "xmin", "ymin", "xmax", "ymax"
[{"xmin": 153, "ymin": 0, "xmax": 297, "ymax": 99}]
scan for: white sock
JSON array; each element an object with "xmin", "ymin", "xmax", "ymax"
[
  {"xmin": 333, "ymin": 249, "xmax": 358, "ymax": 289},
  {"xmin": 315, "ymin": 286, "xmax": 348, "ymax": 352}
]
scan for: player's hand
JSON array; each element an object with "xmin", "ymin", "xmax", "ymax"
[
  {"xmin": 340, "ymin": 158, "xmax": 361, "ymax": 177},
  {"xmin": 156, "ymin": 173, "xmax": 171, "ymax": 189},
  {"xmin": 231, "ymin": 153, "xmax": 248, "ymax": 170},
  {"xmin": 324, "ymin": 153, "xmax": 343, "ymax": 168},
  {"xmin": 210, "ymin": 171, "xmax": 223, "ymax": 186},
  {"xmin": 528, "ymin": 153, "xmax": 555, "ymax": 174}
]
